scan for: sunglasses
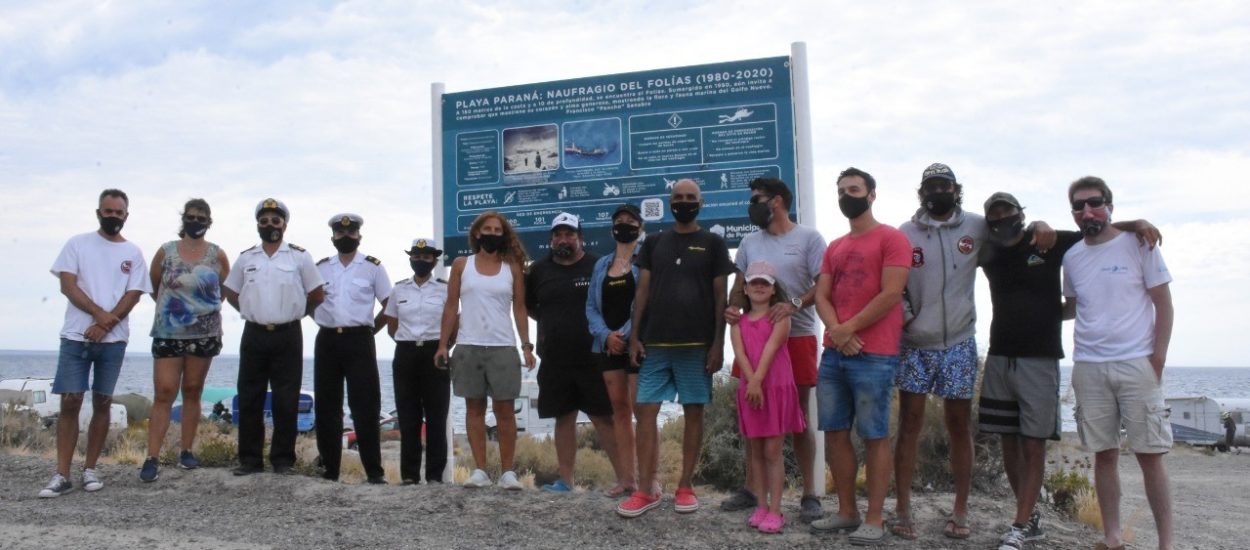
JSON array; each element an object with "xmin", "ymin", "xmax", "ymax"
[
  {"xmin": 749, "ymin": 195, "xmax": 774, "ymax": 205},
  {"xmin": 1071, "ymin": 197, "xmax": 1109, "ymax": 212},
  {"xmin": 257, "ymin": 216, "xmax": 284, "ymax": 225},
  {"xmin": 183, "ymin": 215, "xmax": 209, "ymax": 223}
]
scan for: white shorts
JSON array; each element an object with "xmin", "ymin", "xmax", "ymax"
[{"xmin": 1072, "ymin": 357, "xmax": 1173, "ymax": 454}]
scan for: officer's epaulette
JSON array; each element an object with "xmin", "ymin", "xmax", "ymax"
[
  {"xmin": 394, "ymin": 278, "xmax": 411, "ymax": 285},
  {"xmin": 436, "ymin": 278, "xmax": 447, "ymax": 284},
  {"xmin": 365, "ymin": 255, "xmax": 381, "ymax": 265},
  {"xmin": 243, "ymin": 245, "xmax": 258, "ymax": 253},
  {"xmin": 288, "ymin": 243, "xmax": 306, "ymax": 252},
  {"xmin": 317, "ymin": 257, "xmax": 331, "ymax": 265}
]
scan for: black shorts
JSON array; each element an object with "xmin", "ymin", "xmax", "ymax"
[
  {"xmin": 152, "ymin": 336, "xmax": 222, "ymax": 358},
  {"xmin": 536, "ymin": 359, "xmax": 613, "ymax": 419},
  {"xmin": 597, "ymin": 352, "xmax": 640, "ymax": 375}
]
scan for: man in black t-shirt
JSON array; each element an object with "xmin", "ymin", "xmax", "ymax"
[
  {"xmin": 618, "ymin": 179, "xmax": 735, "ymax": 518},
  {"xmin": 525, "ymin": 212, "xmax": 618, "ymax": 492},
  {"xmin": 979, "ymin": 192, "xmax": 1159, "ymax": 549}
]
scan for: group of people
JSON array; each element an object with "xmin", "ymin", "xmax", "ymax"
[{"xmin": 40, "ymin": 162, "xmax": 1174, "ymax": 550}]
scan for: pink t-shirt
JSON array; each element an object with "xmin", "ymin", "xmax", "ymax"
[{"xmin": 820, "ymin": 224, "xmax": 912, "ymax": 355}]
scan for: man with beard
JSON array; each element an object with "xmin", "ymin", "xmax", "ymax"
[
  {"xmin": 721, "ymin": 177, "xmax": 826, "ymax": 521},
  {"xmin": 1062, "ymin": 176, "xmax": 1174, "ymax": 550},
  {"xmin": 618, "ymin": 179, "xmax": 734, "ymax": 518},
  {"xmin": 810, "ymin": 168, "xmax": 911, "ymax": 545},
  {"xmin": 525, "ymin": 213, "xmax": 619, "ymax": 492},
  {"xmin": 312, "ymin": 213, "xmax": 391, "ymax": 484},
  {"xmin": 40, "ymin": 189, "xmax": 151, "ymax": 497},
  {"xmin": 223, "ymin": 198, "xmax": 324, "ymax": 476}
]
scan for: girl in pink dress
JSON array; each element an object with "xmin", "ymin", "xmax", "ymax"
[{"xmin": 730, "ymin": 261, "xmax": 807, "ymax": 534}]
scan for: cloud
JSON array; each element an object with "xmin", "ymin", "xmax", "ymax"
[{"xmin": 1, "ymin": 0, "xmax": 1248, "ymax": 365}]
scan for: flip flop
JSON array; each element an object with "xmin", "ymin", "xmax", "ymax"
[
  {"xmin": 943, "ymin": 515, "xmax": 971, "ymax": 540},
  {"xmin": 890, "ymin": 513, "xmax": 918, "ymax": 540},
  {"xmin": 603, "ymin": 483, "xmax": 635, "ymax": 498}
]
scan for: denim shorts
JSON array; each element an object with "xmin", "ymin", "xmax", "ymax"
[
  {"xmin": 636, "ymin": 346, "xmax": 711, "ymax": 405},
  {"xmin": 52, "ymin": 338, "xmax": 127, "ymax": 396},
  {"xmin": 816, "ymin": 348, "xmax": 898, "ymax": 439},
  {"xmin": 896, "ymin": 336, "xmax": 978, "ymax": 399}
]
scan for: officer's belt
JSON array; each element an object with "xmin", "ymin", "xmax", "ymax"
[
  {"xmin": 397, "ymin": 339, "xmax": 441, "ymax": 348},
  {"xmin": 245, "ymin": 320, "xmax": 300, "ymax": 332},
  {"xmin": 319, "ymin": 326, "xmax": 373, "ymax": 335}
]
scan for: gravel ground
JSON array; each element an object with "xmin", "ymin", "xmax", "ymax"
[{"xmin": 1, "ymin": 440, "xmax": 1245, "ymax": 549}]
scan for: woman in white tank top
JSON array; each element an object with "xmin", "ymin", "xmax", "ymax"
[{"xmin": 435, "ymin": 212, "xmax": 534, "ymax": 489}]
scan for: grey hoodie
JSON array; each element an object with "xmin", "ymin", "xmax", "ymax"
[{"xmin": 899, "ymin": 207, "xmax": 987, "ymax": 350}]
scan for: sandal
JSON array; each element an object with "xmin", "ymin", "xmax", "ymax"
[
  {"xmin": 890, "ymin": 513, "xmax": 918, "ymax": 540},
  {"xmin": 603, "ymin": 482, "xmax": 635, "ymax": 498},
  {"xmin": 943, "ymin": 514, "xmax": 971, "ymax": 540}
]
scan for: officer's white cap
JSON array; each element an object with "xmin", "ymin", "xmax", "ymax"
[
  {"xmin": 328, "ymin": 213, "xmax": 364, "ymax": 229},
  {"xmin": 255, "ymin": 198, "xmax": 290, "ymax": 220}
]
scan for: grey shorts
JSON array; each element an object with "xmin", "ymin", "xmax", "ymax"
[
  {"xmin": 978, "ymin": 355, "xmax": 1061, "ymax": 440},
  {"xmin": 451, "ymin": 344, "xmax": 522, "ymax": 401}
]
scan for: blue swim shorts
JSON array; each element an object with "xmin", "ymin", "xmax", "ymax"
[
  {"xmin": 636, "ymin": 346, "xmax": 711, "ymax": 405},
  {"xmin": 816, "ymin": 349, "xmax": 898, "ymax": 439},
  {"xmin": 896, "ymin": 336, "xmax": 978, "ymax": 400},
  {"xmin": 52, "ymin": 338, "xmax": 127, "ymax": 396}
]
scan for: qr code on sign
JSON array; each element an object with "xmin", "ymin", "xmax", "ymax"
[{"xmin": 640, "ymin": 198, "xmax": 664, "ymax": 221}]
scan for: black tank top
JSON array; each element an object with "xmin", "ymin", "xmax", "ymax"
[{"xmin": 601, "ymin": 271, "xmax": 635, "ymax": 330}]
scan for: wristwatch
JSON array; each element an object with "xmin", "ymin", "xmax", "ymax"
[
  {"xmin": 790, "ymin": 297, "xmax": 803, "ymax": 309},
  {"xmin": 521, "ymin": 342, "xmax": 534, "ymax": 352}
]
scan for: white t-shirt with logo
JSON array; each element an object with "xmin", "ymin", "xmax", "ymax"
[
  {"xmin": 50, "ymin": 231, "xmax": 152, "ymax": 343},
  {"xmin": 1062, "ymin": 232, "xmax": 1172, "ymax": 362}
]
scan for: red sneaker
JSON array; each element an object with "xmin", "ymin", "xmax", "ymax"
[
  {"xmin": 674, "ymin": 487, "xmax": 700, "ymax": 513},
  {"xmin": 616, "ymin": 491, "xmax": 661, "ymax": 518}
]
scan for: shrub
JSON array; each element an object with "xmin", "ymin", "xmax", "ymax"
[
  {"xmin": 1044, "ymin": 455, "xmax": 1095, "ymax": 516},
  {"xmin": 0, "ymin": 405, "xmax": 54, "ymax": 454}
]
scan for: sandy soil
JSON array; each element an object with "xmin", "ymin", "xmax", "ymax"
[{"xmin": 1, "ymin": 439, "xmax": 1245, "ymax": 549}]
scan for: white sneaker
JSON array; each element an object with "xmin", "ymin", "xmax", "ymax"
[
  {"xmin": 463, "ymin": 468, "xmax": 492, "ymax": 488},
  {"xmin": 82, "ymin": 468, "xmax": 103, "ymax": 492},
  {"xmin": 498, "ymin": 470, "xmax": 523, "ymax": 491},
  {"xmin": 38, "ymin": 474, "xmax": 73, "ymax": 498}
]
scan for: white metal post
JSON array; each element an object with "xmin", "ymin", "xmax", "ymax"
[
  {"xmin": 790, "ymin": 41, "xmax": 824, "ymax": 497},
  {"xmin": 431, "ymin": 82, "xmax": 455, "ymax": 484}
]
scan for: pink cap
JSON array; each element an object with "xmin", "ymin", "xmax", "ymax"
[{"xmin": 744, "ymin": 261, "xmax": 777, "ymax": 285}]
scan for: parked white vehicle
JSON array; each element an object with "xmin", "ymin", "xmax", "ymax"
[
  {"xmin": 0, "ymin": 377, "xmax": 128, "ymax": 430},
  {"xmin": 484, "ymin": 377, "xmax": 589, "ymax": 439}
]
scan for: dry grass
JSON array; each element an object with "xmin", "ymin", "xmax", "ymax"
[{"xmin": 1074, "ymin": 487, "xmax": 1103, "ymax": 530}]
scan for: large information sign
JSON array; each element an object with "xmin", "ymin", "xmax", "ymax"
[{"xmin": 440, "ymin": 56, "xmax": 796, "ymax": 260}]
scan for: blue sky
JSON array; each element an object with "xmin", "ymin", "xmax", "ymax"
[{"xmin": 2, "ymin": 1, "xmax": 1248, "ymax": 365}]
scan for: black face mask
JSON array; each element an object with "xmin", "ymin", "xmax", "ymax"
[
  {"xmin": 551, "ymin": 243, "xmax": 575, "ymax": 258},
  {"xmin": 258, "ymin": 226, "xmax": 284, "ymax": 243},
  {"xmin": 1081, "ymin": 219, "xmax": 1106, "ymax": 237},
  {"xmin": 477, "ymin": 233, "xmax": 505, "ymax": 253},
  {"xmin": 838, "ymin": 194, "xmax": 870, "ymax": 219},
  {"xmin": 612, "ymin": 223, "xmax": 640, "ymax": 243},
  {"xmin": 182, "ymin": 221, "xmax": 209, "ymax": 239},
  {"xmin": 332, "ymin": 237, "xmax": 360, "ymax": 254},
  {"xmin": 671, "ymin": 201, "xmax": 700, "ymax": 224},
  {"xmin": 748, "ymin": 201, "xmax": 773, "ymax": 229},
  {"xmin": 98, "ymin": 214, "xmax": 125, "ymax": 236},
  {"xmin": 988, "ymin": 215, "xmax": 1025, "ymax": 243},
  {"xmin": 411, "ymin": 260, "xmax": 435, "ymax": 278},
  {"xmin": 923, "ymin": 192, "xmax": 957, "ymax": 217}
]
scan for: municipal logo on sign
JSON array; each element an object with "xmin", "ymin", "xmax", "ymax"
[{"xmin": 958, "ymin": 235, "xmax": 975, "ymax": 255}]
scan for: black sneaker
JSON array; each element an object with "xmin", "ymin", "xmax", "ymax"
[
  {"xmin": 178, "ymin": 450, "xmax": 201, "ymax": 470},
  {"xmin": 272, "ymin": 465, "xmax": 297, "ymax": 476},
  {"xmin": 233, "ymin": 465, "xmax": 263, "ymax": 476},
  {"xmin": 719, "ymin": 487, "xmax": 757, "ymax": 511},
  {"xmin": 38, "ymin": 474, "xmax": 73, "ymax": 498},
  {"xmin": 139, "ymin": 457, "xmax": 160, "ymax": 482},
  {"xmin": 1024, "ymin": 510, "xmax": 1045, "ymax": 541},
  {"xmin": 367, "ymin": 476, "xmax": 388, "ymax": 485}
]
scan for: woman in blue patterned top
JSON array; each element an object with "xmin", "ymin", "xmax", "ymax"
[{"xmin": 140, "ymin": 198, "xmax": 231, "ymax": 482}]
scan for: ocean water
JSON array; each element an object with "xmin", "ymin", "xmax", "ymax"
[{"xmin": 4, "ymin": 350, "xmax": 1248, "ymax": 433}]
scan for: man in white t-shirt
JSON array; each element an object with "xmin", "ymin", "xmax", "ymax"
[
  {"xmin": 40, "ymin": 189, "xmax": 151, "ymax": 498},
  {"xmin": 1062, "ymin": 176, "xmax": 1174, "ymax": 550}
]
